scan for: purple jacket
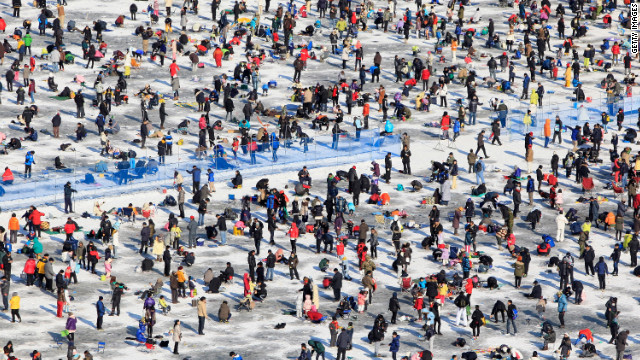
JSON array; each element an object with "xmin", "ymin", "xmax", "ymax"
[
  {"xmin": 66, "ymin": 316, "xmax": 77, "ymax": 331},
  {"xmin": 144, "ymin": 297, "xmax": 156, "ymax": 310}
]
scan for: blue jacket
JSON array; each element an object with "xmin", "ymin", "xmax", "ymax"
[
  {"xmin": 462, "ymin": 257, "xmax": 471, "ymax": 272},
  {"xmin": 96, "ymin": 114, "xmax": 105, "ymax": 127},
  {"xmin": 25, "ymin": 153, "xmax": 34, "ymax": 165},
  {"xmin": 571, "ymin": 128, "xmax": 579, "ymax": 141},
  {"xmin": 266, "ymin": 195, "xmax": 275, "ymax": 209},
  {"xmin": 523, "ymin": 75, "xmax": 530, "ymax": 89},
  {"xmin": 464, "ymin": 231, "xmax": 474, "ymax": 245},
  {"xmin": 526, "ymin": 179, "xmax": 535, "ymax": 193},
  {"xmin": 96, "ymin": 300, "xmax": 105, "ymax": 316},
  {"xmin": 208, "ymin": 172, "xmax": 215, "ymax": 182},
  {"xmin": 556, "ymin": 294, "xmax": 568, "ymax": 312},
  {"xmin": 271, "ymin": 133, "xmax": 280, "ymax": 150},
  {"xmin": 385, "ymin": 120, "xmax": 394, "ymax": 133},
  {"xmin": 594, "ymin": 261, "xmax": 609, "ymax": 275},
  {"xmin": 188, "ymin": 167, "xmax": 201, "ymax": 182},
  {"xmin": 389, "ymin": 335, "xmax": 400, "ymax": 353}
]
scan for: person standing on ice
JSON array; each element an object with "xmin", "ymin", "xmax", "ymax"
[
  {"xmin": 556, "ymin": 210, "xmax": 568, "ymax": 242},
  {"xmin": 63, "ymin": 181, "xmax": 76, "ymax": 214},
  {"xmin": 454, "ymin": 291, "xmax": 468, "ymax": 327}
]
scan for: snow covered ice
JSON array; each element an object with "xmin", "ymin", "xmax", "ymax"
[{"xmin": 0, "ymin": 0, "xmax": 639, "ymax": 358}]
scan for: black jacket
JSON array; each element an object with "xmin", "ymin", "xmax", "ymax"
[{"xmin": 332, "ymin": 272, "xmax": 343, "ymax": 289}]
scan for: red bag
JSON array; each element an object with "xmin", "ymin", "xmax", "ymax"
[
  {"xmin": 306, "ymin": 224, "xmax": 315, "ymax": 233},
  {"xmin": 323, "ymin": 277, "xmax": 331, "ymax": 288}
]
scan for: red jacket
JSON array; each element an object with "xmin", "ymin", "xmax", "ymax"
[
  {"xmin": 287, "ymin": 224, "xmax": 299, "ymax": 239},
  {"xmin": 169, "ymin": 62, "xmax": 179, "ymax": 77},
  {"xmin": 64, "ymin": 222, "xmax": 76, "ymax": 234},
  {"xmin": 612, "ymin": 44, "xmax": 620, "ymax": 55},
  {"xmin": 414, "ymin": 297, "xmax": 424, "ymax": 310},
  {"xmin": 441, "ymin": 115, "xmax": 450, "ymax": 130},
  {"xmin": 29, "ymin": 210, "xmax": 44, "ymax": 225},
  {"xmin": 23, "ymin": 258, "xmax": 36, "ymax": 274},
  {"xmin": 465, "ymin": 279, "xmax": 473, "ymax": 294},
  {"xmin": 422, "ymin": 68, "xmax": 431, "ymax": 80}
]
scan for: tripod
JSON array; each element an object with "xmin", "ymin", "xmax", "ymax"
[{"xmin": 433, "ymin": 139, "xmax": 446, "ymax": 152}]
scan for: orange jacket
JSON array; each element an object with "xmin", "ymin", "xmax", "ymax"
[
  {"xmin": 362, "ymin": 103, "xmax": 370, "ymax": 116},
  {"xmin": 544, "ymin": 119, "xmax": 551, "ymax": 137},
  {"xmin": 8, "ymin": 217, "xmax": 19, "ymax": 231}
]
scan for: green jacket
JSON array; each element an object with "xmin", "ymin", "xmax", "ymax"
[
  {"xmin": 308, "ymin": 340, "xmax": 325, "ymax": 353},
  {"xmin": 23, "ymin": 34, "xmax": 32, "ymax": 47},
  {"xmin": 33, "ymin": 237, "xmax": 43, "ymax": 254}
]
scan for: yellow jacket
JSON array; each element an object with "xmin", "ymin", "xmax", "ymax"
[
  {"xmin": 10, "ymin": 296, "xmax": 20, "ymax": 309},
  {"xmin": 36, "ymin": 260, "xmax": 46, "ymax": 274},
  {"xmin": 530, "ymin": 90, "xmax": 539, "ymax": 105},
  {"xmin": 176, "ymin": 270, "xmax": 186, "ymax": 283},
  {"xmin": 171, "ymin": 226, "xmax": 182, "ymax": 238}
]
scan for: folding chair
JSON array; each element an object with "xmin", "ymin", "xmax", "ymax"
[
  {"xmin": 582, "ymin": 177, "xmax": 595, "ymax": 196},
  {"xmin": 372, "ymin": 212, "xmax": 385, "ymax": 225},
  {"xmin": 98, "ymin": 341, "xmax": 106, "ymax": 353}
]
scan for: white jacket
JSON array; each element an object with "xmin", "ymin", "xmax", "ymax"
[{"xmin": 556, "ymin": 213, "xmax": 568, "ymax": 229}]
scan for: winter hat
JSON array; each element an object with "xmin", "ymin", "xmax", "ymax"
[
  {"xmin": 190, "ymin": 216, "xmax": 195, "ymax": 219},
  {"xmin": 393, "ymin": 215, "xmax": 399, "ymax": 221}
]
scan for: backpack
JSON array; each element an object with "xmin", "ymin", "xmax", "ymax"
[
  {"xmin": 512, "ymin": 308, "xmax": 518, "ymax": 319},
  {"xmin": 475, "ymin": 162, "xmax": 482, "ymax": 172},
  {"xmin": 397, "ymin": 184, "xmax": 404, "ymax": 191}
]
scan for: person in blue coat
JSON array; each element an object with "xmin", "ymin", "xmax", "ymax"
[
  {"xmin": 526, "ymin": 176, "xmax": 535, "ymax": 205},
  {"xmin": 136, "ymin": 320, "xmax": 147, "ymax": 342},
  {"xmin": 453, "ymin": 118, "xmax": 461, "ymax": 141},
  {"xmin": 24, "ymin": 151, "xmax": 35, "ymax": 178},
  {"xmin": 462, "ymin": 253, "xmax": 471, "ymax": 278},
  {"xmin": 297, "ymin": 343, "xmax": 311, "ymax": 360},
  {"xmin": 206, "ymin": 168, "xmax": 215, "ymax": 192},
  {"xmin": 594, "ymin": 257, "xmax": 609, "ymax": 290},
  {"xmin": 187, "ymin": 166, "xmax": 201, "ymax": 193},
  {"xmin": 555, "ymin": 291, "xmax": 568, "ymax": 328},
  {"xmin": 389, "ymin": 332, "xmax": 400, "ymax": 360},
  {"xmin": 96, "ymin": 296, "xmax": 105, "ymax": 330},
  {"xmin": 270, "ymin": 133, "xmax": 280, "ymax": 162}
]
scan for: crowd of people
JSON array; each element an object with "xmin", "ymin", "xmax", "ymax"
[{"xmin": 0, "ymin": 0, "xmax": 638, "ymax": 357}]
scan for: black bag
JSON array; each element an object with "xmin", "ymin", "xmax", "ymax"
[
  {"xmin": 455, "ymin": 338, "xmax": 466, "ymax": 347},
  {"xmin": 159, "ymin": 340, "xmax": 169, "ymax": 347},
  {"xmin": 411, "ymin": 180, "xmax": 423, "ymax": 191},
  {"xmin": 141, "ymin": 258, "xmax": 154, "ymax": 271}
]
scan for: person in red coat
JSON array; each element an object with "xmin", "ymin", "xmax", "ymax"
[
  {"xmin": 169, "ymin": 60, "xmax": 179, "ymax": 77},
  {"xmin": 23, "ymin": 256, "xmax": 36, "ymax": 286},
  {"xmin": 441, "ymin": 112, "xmax": 451, "ymax": 139},
  {"xmin": 28, "ymin": 206, "xmax": 44, "ymax": 237}
]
